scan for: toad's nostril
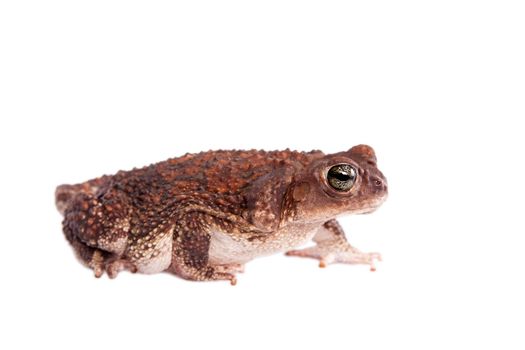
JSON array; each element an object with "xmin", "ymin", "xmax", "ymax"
[{"xmin": 373, "ymin": 179, "xmax": 382, "ymax": 187}]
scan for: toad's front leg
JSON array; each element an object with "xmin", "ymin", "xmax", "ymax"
[
  {"xmin": 286, "ymin": 219, "xmax": 382, "ymax": 271},
  {"xmin": 169, "ymin": 212, "xmax": 239, "ymax": 285}
]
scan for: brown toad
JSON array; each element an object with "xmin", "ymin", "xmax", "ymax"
[{"xmin": 55, "ymin": 145, "xmax": 388, "ymax": 285}]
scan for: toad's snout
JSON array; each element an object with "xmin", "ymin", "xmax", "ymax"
[{"xmin": 371, "ymin": 175, "xmax": 388, "ymax": 195}]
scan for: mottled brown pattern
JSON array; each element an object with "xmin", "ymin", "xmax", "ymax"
[{"xmin": 56, "ymin": 146, "xmax": 388, "ymax": 284}]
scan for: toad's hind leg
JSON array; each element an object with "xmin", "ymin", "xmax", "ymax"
[
  {"xmin": 63, "ymin": 224, "xmax": 137, "ymax": 278},
  {"xmin": 63, "ymin": 224, "xmax": 109, "ymax": 277},
  {"xmin": 61, "ymin": 191, "xmax": 136, "ymax": 278},
  {"xmin": 169, "ymin": 212, "xmax": 239, "ymax": 285}
]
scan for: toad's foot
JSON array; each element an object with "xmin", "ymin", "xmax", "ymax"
[
  {"xmin": 212, "ymin": 264, "xmax": 245, "ymax": 286},
  {"xmin": 213, "ymin": 263, "xmax": 245, "ymax": 274},
  {"xmin": 286, "ymin": 241, "xmax": 382, "ymax": 271},
  {"xmin": 90, "ymin": 251, "xmax": 137, "ymax": 278},
  {"xmin": 210, "ymin": 271, "xmax": 238, "ymax": 286},
  {"xmin": 213, "ymin": 264, "xmax": 244, "ymax": 286}
]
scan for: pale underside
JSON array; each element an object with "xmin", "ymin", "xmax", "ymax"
[
  {"xmin": 130, "ymin": 222, "xmax": 323, "ymax": 273},
  {"xmin": 208, "ymin": 223, "xmax": 323, "ymax": 265},
  {"xmin": 132, "ymin": 220, "xmax": 381, "ymax": 275}
]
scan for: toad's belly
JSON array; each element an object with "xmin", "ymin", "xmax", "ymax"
[{"xmin": 208, "ymin": 224, "xmax": 320, "ymax": 265}]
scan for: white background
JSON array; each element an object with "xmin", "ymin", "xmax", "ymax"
[{"xmin": 1, "ymin": 1, "xmax": 524, "ymax": 349}]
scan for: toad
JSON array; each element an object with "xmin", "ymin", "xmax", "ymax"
[{"xmin": 56, "ymin": 145, "xmax": 387, "ymax": 285}]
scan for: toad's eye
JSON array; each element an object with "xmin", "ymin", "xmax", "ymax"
[{"xmin": 327, "ymin": 164, "xmax": 357, "ymax": 192}]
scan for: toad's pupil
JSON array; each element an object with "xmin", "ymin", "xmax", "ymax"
[
  {"xmin": 327, "ymin": 164, "xmax": 356, "ymax": 192},
  {"xmin": 333, "ymin": 172, "xmax": 350, "ymax": 181}
]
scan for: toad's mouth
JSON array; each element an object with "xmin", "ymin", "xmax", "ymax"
[
  {"xmin": 361, "ymin": 207, "xmax": 379, "ymax": 215},
  {"xmin": 356, "ymin": 195, "xmax": 388, "ymax": 215}
]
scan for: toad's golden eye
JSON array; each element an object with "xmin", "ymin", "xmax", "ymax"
[{"xmin": 327, "ymin": 164, "xmax": 357, "ymax": 192}]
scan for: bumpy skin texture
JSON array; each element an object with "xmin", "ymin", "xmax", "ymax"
[{"xmin": 56, "ymin": 145, "xmax": 388, "ymax": 284}]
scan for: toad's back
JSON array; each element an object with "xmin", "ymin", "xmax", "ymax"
[
  {"xmin": 120, "ymin": 149, "xmax": 322, "ymax": 195},
  {"xmin": 56, "ymin": 149, "xmax": 324, "ymax": 216}
]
